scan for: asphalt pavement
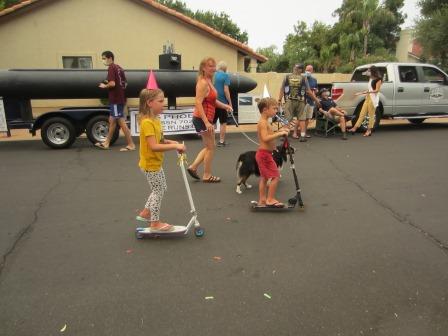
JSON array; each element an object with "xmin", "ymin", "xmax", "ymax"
[{"xmin": 1, "ymin": 122, "xmax": 448, "ymax": 336}]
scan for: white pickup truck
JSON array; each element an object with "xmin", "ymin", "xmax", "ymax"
[{"xmin": 331, "ymin": 62, "xmax": 448, "ymax": 127}]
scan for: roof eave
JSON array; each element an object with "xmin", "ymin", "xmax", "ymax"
[{"xmin": 139, "ymin": 0, "xmax": 267, "ymax": 63}]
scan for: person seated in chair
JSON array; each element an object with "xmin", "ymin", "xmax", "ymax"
[{"xmin": 318, "ymin": 88, "xmax": 348, "ymax": 140}]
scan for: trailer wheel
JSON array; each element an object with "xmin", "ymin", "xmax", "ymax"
[
  {"xmin": 86, "ymin": 115, "xmax": 119, "ymax": 145},
  {"xmin": 41, "ymin": 117, "xmax": 76, "ymax": 149},
  {"xmin": 408, "ymin": 118, "xmax": 425, "ymax": 125}
]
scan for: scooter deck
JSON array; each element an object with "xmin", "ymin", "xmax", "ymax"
[
  {"xmin": 136, "ymin": 226, "xmax": 187, "ymax": 238},
  {"xmin": 250, "ymin": 201, "xmax": 295, "ymax": 211}
]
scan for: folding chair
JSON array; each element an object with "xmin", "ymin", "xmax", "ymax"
[{"xmin": 314, "ymin": 110, "xmax": 338, "ymax": 137}]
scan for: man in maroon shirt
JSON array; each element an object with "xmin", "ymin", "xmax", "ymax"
[{"xmin": 96, "ymin": 50, "xmax": 135, "ymax": 151}]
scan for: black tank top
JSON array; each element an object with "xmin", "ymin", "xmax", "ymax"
[{"xmin": 371, "ymin": 78, "xmax": 381, "ymax": 90}]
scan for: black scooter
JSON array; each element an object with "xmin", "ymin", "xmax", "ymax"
[{"xmin": 251, "ymin": 114, "xmax": 305, "ymax": 211}]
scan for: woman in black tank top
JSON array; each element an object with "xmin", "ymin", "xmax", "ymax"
[
  {"xmin": 349, "ymin": 66, "xmax": 383, "ymax": 137},
  {"xmin": 371, "ymin": 78, "xmax": 381, "ymax": 90}
]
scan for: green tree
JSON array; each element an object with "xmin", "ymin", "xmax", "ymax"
[
  {"xmin": 332, "ymin": 0, "xmax": 364, "ymax": 61},
  {"xmin": 193, "ymin": 11, "xmax": 248, "ymax": 43},
  {"xmin": 419, "ymin": 0, "xmax": 448, "ymax": 15},
  {"xmin": 156, "ymin": 0, "xmax": 194, "ymax": 15},
  {"xmin": 256, "ymin": 0, "xmax": 406, "ymax": 73},
  {"xmin": 1, "ymin": 0, "xmax": 22, "ymax": 9},
  {"xmin": 256, "ymin": 46, "xmax": 289, "ymax": 72},
  {"xmin": 320, "ymin": 43, "xmax": 339, "ymax": 72},
  {"xmin": 415, "ymin": 0, "xmax": 448, "ymax": 68},
  {"xmin": 338, "ymin": 0, "xmax": 395, "ymax": 56},
  {"xmin": 4, "ymin": 0, "xmax": 20, "ymax": 8},
  {"xmin": 338, "ymin": 32, "xmax": 362, "ymax": 62},
  {"xmin": 157, "ymin": 0, "xmax": 248, "ymax": 43},
  {"xmin": 371, "ymin": 0, "xmax": 406, "ymax": 51},
  {"xmin": 283, "ymin": 21, "xmax": 317, "ymax": 70}
]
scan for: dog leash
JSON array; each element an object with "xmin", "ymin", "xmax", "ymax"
[{"xmin": 229, "ymin": 111, "xmax": 260, "ymax": 146}]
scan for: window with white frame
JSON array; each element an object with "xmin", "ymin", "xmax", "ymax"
[{"xmin": 62, "ymin": 56, "xmax": 93, "ymax": 69}]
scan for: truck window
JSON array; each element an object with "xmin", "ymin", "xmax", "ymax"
[
  {"xmin": 351, "ymin": 67, "xmax": 388, "ymax": 82},
  {"xmin": 398, "ymin": 66, "xmax": 418, "ymax": 83},
  {"xmin": 422, "ymin": 67, "xmax": 446, "ymax": 84}
]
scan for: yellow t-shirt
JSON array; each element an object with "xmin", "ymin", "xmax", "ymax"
[{"xmin": 139, "ymin": 117, "xmax": 164, "ymax": 171}]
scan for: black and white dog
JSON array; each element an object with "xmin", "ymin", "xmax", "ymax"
[{"xmin": 236, "ymin": 144, "xmax": 293, "ymax": 194}]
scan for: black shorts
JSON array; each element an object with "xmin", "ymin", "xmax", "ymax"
[
  {"xmin": 192, "ymin": 116, "xmax": 207, "ymax": 133},
  {"xmin": 213, "ymin": 108, "xmax": 228, "ymax": 124}
]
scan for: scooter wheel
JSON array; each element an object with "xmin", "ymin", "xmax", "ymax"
[
  {"xmin": 288, "ymin": 198, "xmax": 297, "ymax": 206},
  {"xmin": 194, "ymin": 227, "xmax": 205, "ymax": 237}
]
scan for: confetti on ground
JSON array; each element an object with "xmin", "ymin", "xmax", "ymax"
[
  {"xmin": 126, "ymin": 249, "xmax": 133, "ymax": 254},
  {"xmin": 205, "ymin": 296, "xmax": 214, "ymax": 300},
  {"xmin": 421, "ymin": 194, "xmax": 426, "ymax": 197},
  {"xmin": 264, "ymin": 293, "xmax": 272, "ymax": 299},
  {"xmin": 394, "ymin": 313, "xmax": 398, "ymax": 318},
  {"xmin": 272, "ymin": 270, "xmax": 276, "ymax": 274},
  {"xmin": 226, "ymin": 218, "xmax": 231, "ymax": 221},
  {"xmin": 60, "ymin": 324, "xmax": 67, "ymax": 332},
  {"xmin": 213, "ymin": 256, "xmax": 222, "ymax": 261}
]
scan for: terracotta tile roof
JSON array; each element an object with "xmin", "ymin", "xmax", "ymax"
[
  {"xmin": 0, "ymin": 0, "xmax": 268, "ymax": 62},
  {"xmin": 0, "ymin": 0, "xmax": 41, "ymax": 17}
]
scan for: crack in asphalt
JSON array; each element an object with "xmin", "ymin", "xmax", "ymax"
[
  {"xmin": 74, "ymin": 147, "xmax": 92, "ymax": 176},
  {"xmin": 309, "ymin": 147, "xmax": 448, "ymax": 256},
  {"xmin": 0, "ymin": 173, "xmax": 63, "ymax": 280},
  {"xmin": 0, "ymin": 150, "xmax": 92, "ymax": 280}
]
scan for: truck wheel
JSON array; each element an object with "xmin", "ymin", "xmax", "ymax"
[
  {"xmin": 408, "ymin": 118, "xmax": 425, "ymax": 125},
  {"xmin": 41, "ymin": 117, "xmax": 76, "ymax": 149},
  {"xmin": 351, "ymin": 102, "xmax": 382, "ymax": 130},
  {"xmin": 86, "ymin": 115, "xmax": 119, "ymax": 145}
]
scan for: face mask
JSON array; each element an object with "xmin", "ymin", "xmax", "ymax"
[{"xmin": 305, "ymin": 71, "xmax": 311, "ymax": 77}]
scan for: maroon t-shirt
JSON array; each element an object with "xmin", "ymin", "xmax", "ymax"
[{"xmin": 107, "ymin": 63, "xmax": 126, "ymax": 104}]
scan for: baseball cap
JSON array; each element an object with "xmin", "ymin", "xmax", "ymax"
[{"xmin": 319, "ymin": 88, "xmax": 330, "ymax": 96}]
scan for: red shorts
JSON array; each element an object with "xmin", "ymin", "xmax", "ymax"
[{"xmin": 256, "ymin": 149, "xmax": 280, "ymax": 179}]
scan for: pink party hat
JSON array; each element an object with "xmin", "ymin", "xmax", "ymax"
[{"xmin": 146, "ymin": 70, "xmax": 159, "ymax": 89}]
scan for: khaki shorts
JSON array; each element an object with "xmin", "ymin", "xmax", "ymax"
[
  {"xmin": 284, "ymin": 99, "xmax": 305, "ymax": 121},
  {"xmin": 323, "ymin": 111, "xmax": 341, "ymax": 123},
  {"xmin": 302, "ymin": 104, "xmax": 315, "ymax": 120}
]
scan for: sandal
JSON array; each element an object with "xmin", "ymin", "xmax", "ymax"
[
  {"xmin": 203, "ymin": 176, "xmax": 221, "ymax": 183},
  {"xmin": 150, "ymin": 223, "xmax": 174, "ymax": 232},
  {"xmin": 120, "ymin": 146, "xmax": 136, "ymax": 152},
  {"xmin": 136, "ymin": 215, "xmax": 150, "ymax": 222},
  {"xmin": 187, "ymin": 167, "xmax": 200, "ymax": 180},
  {"xmin": 265, "ymin": 202, "xmax": 285, "ymax": 208},
  {"xmin": 95, "ymin": 142, "xmax": 109, "ymax": 150}
]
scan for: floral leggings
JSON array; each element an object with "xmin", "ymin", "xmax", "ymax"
[{"xmin": 142, "ymin": 168, "xmax": 167, "ymax": 222}]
